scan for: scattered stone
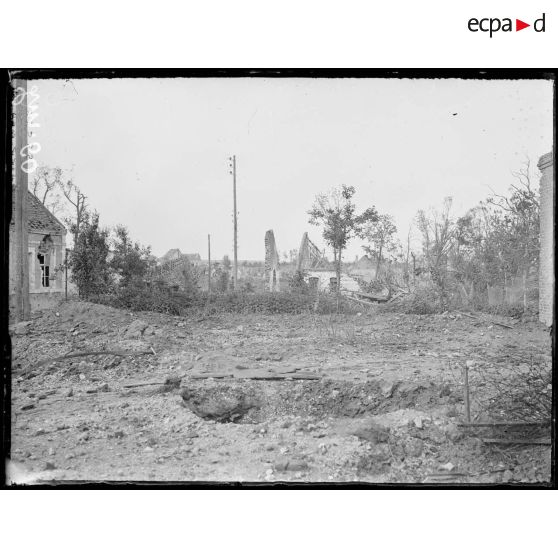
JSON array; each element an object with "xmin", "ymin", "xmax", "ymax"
[
  {"xmin": 274, "ymin": 459, "xmax": 309, "ymax": 472},
  {"xmin": 406, "ymin": 438, "xmax": 424, "ymax": 457},
  {"xmin": 79, "ymin": 374, "xmax": 86, "ymax": 381},
  {"xmin": 413, "ymin": 417, "xmax": 423, "ymax": 429},
  {"xmin": 380, "ymin": 380, "xmax": 397, "ymax": 398},
  {"xmin": 78, "ymin": 431, "xmax": 90, "ymax": 442},
  {"xmin": 124, "ymin": 319, "xmax": 149, "ymax": 339},
  {"xmin": 14, "ymin": 321, "xmax": 32, "ymax": 335},
  {"xmin": 66, "ymin": 388, "xmax": 74, "ymax": 397},
  {"xmin": 48, "ymin": 447, "xmax": 55, "ymax": 456},
  {"xmin": 502, "ymin": 470, "xmax": 514, "ymax": 483},
  {"xmin": 99, "ymin": 383, "xmax": 110, "ymax": 392},
  {"xmin": 439, "ymin": 462, "xmax": 455, "ymax": 472},
  {"xmin": 35, "ymin": 428, "xmax": 46, "ymax": 436},
  {"xmin": 351, "ymin": 421, "xmax": 390, "ymax": 444}
]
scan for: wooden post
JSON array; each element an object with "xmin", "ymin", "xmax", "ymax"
[
  {"xmin": 207, "ymin": 234, "xmax": 211, "ymax": 294},
  {"xmin": 463, "ymin": 362, "xmax": 471, "ymax": 423},
  {"xmin": 13, "ymin": 79, "xmax": 30, "ymax": 321},
  {"xmin": 232, "ymin": 155, "xmax": 238, "ymax": 290},
  {"xmin": 65, "ymin": 248, "xmax": 69, "ymax": 301}
]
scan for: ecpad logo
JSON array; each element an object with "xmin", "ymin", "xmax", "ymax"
[{"xmin": 468, "ymin": 13, "xmax": 546, "ymax": 37}]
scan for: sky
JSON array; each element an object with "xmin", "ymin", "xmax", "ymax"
[{"xmin": 30, "ymin": 77, "xmax": 553, "ymax": 261}]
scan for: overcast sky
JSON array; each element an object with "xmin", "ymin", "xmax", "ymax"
[{"xmin": 31, "ymin": 77, "xmax": 553, "ymax": 261}]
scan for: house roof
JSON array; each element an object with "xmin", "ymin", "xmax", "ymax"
[
  {"xmin": 11, "ymin": 191, "xmax": 66, "ymax": 235},
  {"xmin": 27, "ymin": 191, "xmax": 67, "ymax": 234}
]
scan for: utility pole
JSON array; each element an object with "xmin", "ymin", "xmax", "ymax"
[
  {"xmin": 207, "ymin": 234, "xmax": 211, "ymax": 294},
  {"xmin": 13, "ymin": 79, "xmax": 30, "ymax": 321},
  {"xmin": 229, "ymin": 155, "xmax": 238, "ymax": 290}
]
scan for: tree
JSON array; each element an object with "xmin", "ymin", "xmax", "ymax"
[
  {"xmin": 484, "ymin": 161, "xmax": 539, "ymax": 311},
  {"xmin": 68, "ymin": 212, "xmax": 111, "ymax": 299},
  {"xmin": 308, "ymin": 184, "xmax": 378, "ymax": 309},
  {"xmin": 416, "ymin": 197, "xmax": 456, "ymax": 308},
  {"xmin": 62, "ymin": 178, "xmax": 88, "ymax": 246},
  {"xmin": 110, "ymin": 225, "xmax": 152, "ymax": 287},
  {"xmin": 361, "ymin": 213, "xmax": 398, "ymax": 278},
  {"xmin": 31, "ymin": 166, "xmax": 65, "ymax": 215}
]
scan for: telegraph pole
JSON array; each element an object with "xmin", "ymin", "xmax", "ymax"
[{"xmin": 229, "ymin": 155, "xmax": 238, "ymax": 290}]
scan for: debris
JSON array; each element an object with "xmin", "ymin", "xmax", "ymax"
[
  {"xmin": 13, "ymin": 321, "xmax": 32, "ymax": 335},
  {"xmin": 124, "ymin": 319, "xmax": 149, "ymax": 339},
  {"xmin": 439, "ymin": 462, "xmax": 455, "ymax": 472},
  {"xmin": 502, "ymin": 470, "xmax": 514, "ymax": 483},
  {"xmin": 44, "ymin": 461, "xmax": 55, "ymax": 471},
  {"xmin": 457, "ymin": 421, "xmax": 551, "ymax": 428},
  {"xmin": 351, "ymin": 421, "xmax": 390, "ymax": 444},
  {"xmin": 413, "ymin": 417, "xmax": 423, "ymax": 429},
  {"xmin": 23, "ymin": 348, "xmax": 155, "ymax": 376},
  {"xmin": 180, "ymin": 386, "xmax": 259, "ymax": 422},
  {"xmin": 481, "ymin": 438, "xmax": 551, "ymax": 446},
  {"xmin": 274, "ymin": 459, "xmax": 309, "ymax": 472},
  {"xmin": 406, "ymin": 438, "xmax": 424, "ymax": 457}
]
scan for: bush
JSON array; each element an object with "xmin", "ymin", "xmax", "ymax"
[
  {"xmin": 95, "ymin": 283, "xmax": 362, "ymax": 316},
  {"xmin": 94, "ymin": 282, "xmax": 196, "ymax": 316}
]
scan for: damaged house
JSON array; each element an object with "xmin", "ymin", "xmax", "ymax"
[{"xmin": 9, "ymin": 191, "xmax": 67, "ymax": 313}]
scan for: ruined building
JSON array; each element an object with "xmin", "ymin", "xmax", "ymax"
[
  {"xmin": 264, "ymin": 230, "xmax": 280, "ymax": 291},
  {"xmin": 538, "ymin": 151, "xmax": 554, "ymax": 326},
  {"xmin": 296, "ymin": 232, "xmax": 328, "ymax": 271},
  {"xmin": 9, "ymin": 191, "xmax": 67, "ymax": 313}
]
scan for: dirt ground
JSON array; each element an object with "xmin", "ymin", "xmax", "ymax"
[{"xmin": 8, "ymin": 300, "xmax": 553, "ymax": 484}]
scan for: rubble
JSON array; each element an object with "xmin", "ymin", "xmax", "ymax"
[{"xmin": 8, "ymin": 300, "xmax": 551, "ymax": 484}]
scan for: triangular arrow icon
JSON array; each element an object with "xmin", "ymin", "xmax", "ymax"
[{"xmin": 516, "ymin": 19, "xmax": 530, "ymax": 31}]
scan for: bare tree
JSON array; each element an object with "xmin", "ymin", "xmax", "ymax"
[
  {"xmin": 62, "ymin": 179, "xmax": 88, "ymax": 246},
  {"xmin": 484, "ymin": 160, "xmax": 540, "ymax": 312},
  {"xmin": 31, "ymin": 166, "xmax": 65, "ymax": 215},
  {"xmin": 416, "ymin": 197, "xmax": 456, "ymax": 308}
]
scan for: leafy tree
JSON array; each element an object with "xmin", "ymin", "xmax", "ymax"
[
  {"xmin": 361, "ymin": 213, "xmax": 398, "ymax": 278},
  {"xmin": 308, "ymin": 184, "xmax": 378, "ymax": 309},
  {"xmin": 110, "ymin": 225, "xmax": 152, "ymax": 287},
  {"xmin": 68, "ymin": 212, "xmax": 111, "ymax": 299}
]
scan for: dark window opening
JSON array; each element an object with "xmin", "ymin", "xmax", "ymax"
[{"xmin": 37, "ymin": 253, "xmax": 50, "ymax": 287}]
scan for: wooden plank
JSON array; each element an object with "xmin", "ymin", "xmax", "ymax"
[
  {"xmin": 481, "ymin": 438, "xmax": 551, "ymax": 446},
  {"xmin": 189, "ymin": 372, "xmax": 320, "ymax": 381},
  {"xmin": 458, "ymin": 421, "xmax": 551, "ymax": 428}
]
